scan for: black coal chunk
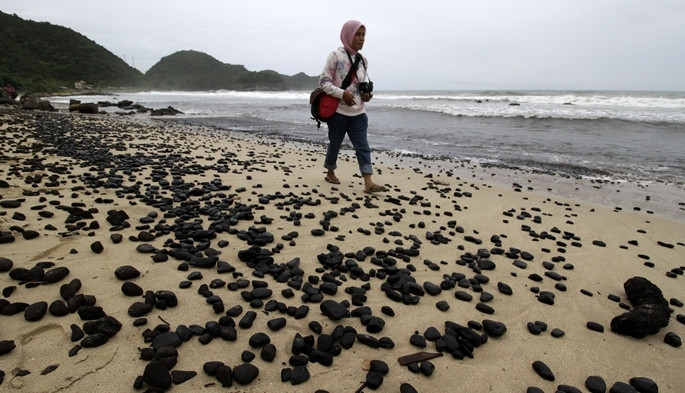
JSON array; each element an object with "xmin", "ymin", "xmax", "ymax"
[
  {"xmin": 585, "ymin": 375, "xmax": 607, "ymax": 393},
  {"xmin": 610, "ymin": 276, "xmax": 671, "ymax": 338},
  {"xmin": 482, "ymin": 319, "xmax": 507, "ymax": 337},
  {"xmin": 81, "ymin": 333, "xmax": 109, "ymax": 347},
  {"xmin": 629, "ymin": 377, "xmax": 658, "ymax": 393},
  {"xmin": 232, "ymin": 363, "xmax": 259, "ymax": 385},
  {"xmin": 115, "ymin": 265, "xmax": 140, "ymax": 280},
  {"xmin": 320, "ymin": 299, "xmax": 348, "ymax": 320},
  {"xmin": 216, "ymin": 365, "xmax": 233, "ymax": 387},
  {"xmin": 586, "ymin": 321, "xmax": 604, "ymax": 333},
  {"xmin": 171, "ymin": 370, "xmax": 197, "ymax": 385},
  {"xmin": 44, "ymin": 267, "xmax": 70, "ymax": 283},
  {"xmin": 366, "ymin": 370, "xmax": 384, "ymax": 389},
  {"xmin": 610, "ymin": 381, "xmax": 638, "ymax": 393},
  {"xmin": 90, "ymin": 241, "xmax": 104, "ymax": 253},
  {"xmin": 400, "ymin": 383, "xmax": 419, "ymax": 393},
  {"xmin": 143, "ymin": 361, "xmax": 172, "ymax": 390},
  {"xmin": 152, "ymin": 331, "xmax": 182, "ymax": 350},
  {"xmin": 121, "ymin": 282, "xmax": 144, "ymax": 296},
  {"xmin": 0, "ymin": 257, "xmax": 13, "ymax": 272},
  {"xmin": 664, "ymin": 332, "xmax": 682, "ymax": 347},
  {"xmin": 532, "ymin": 360, "xmax": 555, "ymax": 381},
  {"xmin": 0, "ymin": 340, "xmax": 16, "ymax": 355},
  {"xmin": 24, "ymin": 301, "xmax": 48, "ymax": 321},
  {"xmin": 289, "ymin": 365, "xmax": 310, "ymax": 385},
  {"xmin": 558, "ymin": 384, "xmax": 583, "ymax": 393}
]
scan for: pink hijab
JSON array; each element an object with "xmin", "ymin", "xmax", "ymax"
[{"xmin": 340, "ymin": 20, "xmax": 365, "ymax": 55}]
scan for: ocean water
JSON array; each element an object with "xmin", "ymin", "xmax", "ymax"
[{"xmin": 49, "ymin": 90, "xmax": 685, "ymax": 185}]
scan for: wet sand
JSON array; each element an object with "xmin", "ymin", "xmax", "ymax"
[{"xmin": 0, "ymin": 108, "xmax": 683, "ymax": 393}]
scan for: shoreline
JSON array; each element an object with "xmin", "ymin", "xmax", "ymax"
[
  {"xmin": 163, "ymin": 116, "xmax": 685, "ymax": 224},
  {"xmin": 1, "ymin": 108, "xmax": 684, "ymax": 392}
]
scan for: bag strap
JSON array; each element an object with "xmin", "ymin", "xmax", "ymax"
[{"xmin": 341, "ymin": 52, "xmax": 362, "ymax": 90}]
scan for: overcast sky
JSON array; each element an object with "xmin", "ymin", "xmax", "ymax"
[{"xmin": 4, "ymin": 1, "xmax": 685, "ymax": 91}]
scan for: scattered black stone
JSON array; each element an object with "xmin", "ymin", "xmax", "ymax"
[
  {"xmin": 115, "ymin": 265, "xmax": 140, "ymax": 280},
  {"xmin": 69, "ymin": 324, "xmax": 85, "ymax": 342},
  {"xmin": 585, "ymin": 375, "xmax": 607, "ymax": 393},
  {"xmin": 90, "ymin": 241, "xmax": 104, "ymax": 253},
  {"xmin": 49, "ymin": 300, "xmax": 69, "ymax": 317},
  {"xmin": 143, "ymin": 361, "xmax": 172, "ymax": 390},
  {"xmin": 476, "ymin": 302, "xmax": 494, "ymax": 314},
  {"xmin": 24, "ymin": 301, "xmax": 48, "ymax": 321},
  {"xmin": 610, "ymin": 276, "xmax": 671, "ymax": 338},
  {"xmin": 400, "ymin": 382, "xmax": 419, "ymax": 393},
  {"xmin": 81, "ymin": 333, "xmax": 109, "ymax": 348},
  {"xmin": 320, "ymin": 299, "xmax": 348, "ymax": 320},
  {"xmin": 610, "ymin": 381, "xmax": 637, "ymax": 393},
  {"xmin": 550, "ymin": 328, "xmax": 565, "ymax": 338},
  {"xmin": 203, "ymin": 361, "xmax": 224, "ymax": 376},
  {"xmin": 0, "ymin": 257, "xmax": 13, "ymax": 272},
  {"xmin": 482, "ymin": 319, "xmax": 507, "ymax": 338},
  {"xmin": 171, "ymin": 370, "xmax": 197, "ymax": 385},
  {"xmin": 152, "ymin": 331, "xmax": 182, "ymax": 350},
  {"xmin": 0, "ymin": 340, "xmax": 16, "ymax": 355},
  {"xmin": 242, "ymin": 350, "xmax": 256, "ymax": 362},
  {"xmin": 267, "ymin": 317, "xmax": 287, "ymax": 331},
  {"xmin": 289, "ymin": 365, "xmax": 310, "ymax": 385},
  {"xmin": 663, "ymin": 332, "xmax": 682, "ymax": 347},
  {"xmin": 249, "ymin": 332, "xmax": 271, "ymax": 348},
  {"xmin": 455, "ymin": 291, "xmax": 473, "ymax": 302},
  {"xmin": 527, "ymin": 322, "xmax": 542, "ymax": 335},
  {"xmin": 587, "ymin": 321, "xmax": 605, "ymax": 333},
  {"xmin": 420, "ymin": 360, "xmax": 435, "ymax": 376},
  {"xmin": 532, "ymin": 360, "xmax": 555, "ymax": 381},
  {"xmin": 41, "ymin": 364, "xmax": 59, "ymax": 375},
  {"xmin": 44, "ymin": 267, "xmax": 70, "ymax": 283},
  {"xmin": 497, "ymin": 281, "xmax": 513, "ymax": 295},
  {"xmin": 410, "ymin": 333, "xmax": 427, "ymax": 348},
  {"xmin": 128, "ymin": 302, "xmax": 153, "ymax": 317},
  {"xmin": 233, "ymin": 363, "xmax": 259, "ymax": 385},
  {"xmin": 537, "ymin": 291, "xmax": 555, "ymax": 305},
  {"xmin": 558, "ymin": 384, "xmax": 583, "ymax": 393},
  {"xmin": 677, "ymin": 314, "xmax": 685, "ymax": 325},
  {"xmin": 629, "ymin": 377, "xmax": 658, "ymax": 393},
  {"xmin": 216, "ymin": 365, "xmax": 233, "ymax": 387},
  {"xmin": 121, "ymin": 281, "xmax": 144, "ymax": 296}
]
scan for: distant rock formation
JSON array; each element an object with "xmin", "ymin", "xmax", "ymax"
[{"xmin": 19, "ymin": 95, "xmax": 55, "ymax": 111}]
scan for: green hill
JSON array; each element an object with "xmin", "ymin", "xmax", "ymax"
[
  {"xmin": 0, "ymin": 11, "xmax": 318, "ymax": 93},
  {"xmin": 144, "ymin": 50, "xmax": 317, "ymax": 91},
  {"xmin": 0, "ymin": 11, "xmax": 143, "ymax": 92},
  {"xmin": 145, "ymin": 50, "xmax": 299, "ymax": 91}
]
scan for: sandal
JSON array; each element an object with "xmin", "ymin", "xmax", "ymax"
[
  {"xmin": 364, "ymin": 184, "xmax": 387, "ymax": 194},
  {"xmin": 324, "ymin": 176, "xmax": 340, "ymax": 185}
]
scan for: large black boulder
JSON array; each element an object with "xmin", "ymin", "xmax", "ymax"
[{"xmin": 610, "ymin": 276, "xmax": 671, "ymax": 338}]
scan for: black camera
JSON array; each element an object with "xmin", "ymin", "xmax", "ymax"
[{"xmin": 359, "ymin": 81, "xmax": 373, "ymax": 94}]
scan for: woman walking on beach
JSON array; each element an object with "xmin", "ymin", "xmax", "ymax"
[{"xmin": 319, "ymin": 20, "xmax": 386, "ymax": 194}]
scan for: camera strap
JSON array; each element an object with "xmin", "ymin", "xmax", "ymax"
[{"xmin": 342, "ymin": 52, "xmax": 363, "ymax": 90}]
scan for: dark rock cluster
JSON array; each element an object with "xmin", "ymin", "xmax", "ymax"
[{"xmin": 0, "ymin": 108, "xmax": 680, "ymax": 392}]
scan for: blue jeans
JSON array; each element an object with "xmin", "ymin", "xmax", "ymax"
[{"xmin": 324, "ymin": 113, "xmax": 373, "ymax": 175}]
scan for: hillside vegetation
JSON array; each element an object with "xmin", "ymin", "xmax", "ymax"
[{"xmin": 0, "ymin": 11, "xmax": 317, "ymax": 93}]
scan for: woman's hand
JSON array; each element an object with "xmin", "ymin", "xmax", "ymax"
[
  {"xmin": 361, "ymin": 92, "xmax": 373, "ymax": 102},
  {"xmin": 342, "ymin": 90, "xmax": 355, "ymax": 106}
]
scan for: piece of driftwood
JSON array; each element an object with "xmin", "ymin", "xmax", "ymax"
[{"xmin": 397, "ymin": 351, "xmax": 443, "ymax": 366}]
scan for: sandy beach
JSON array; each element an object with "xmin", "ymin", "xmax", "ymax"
[{"xmin": 1, "ymin": 107, "xmax": 683, "ymax": 393}]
